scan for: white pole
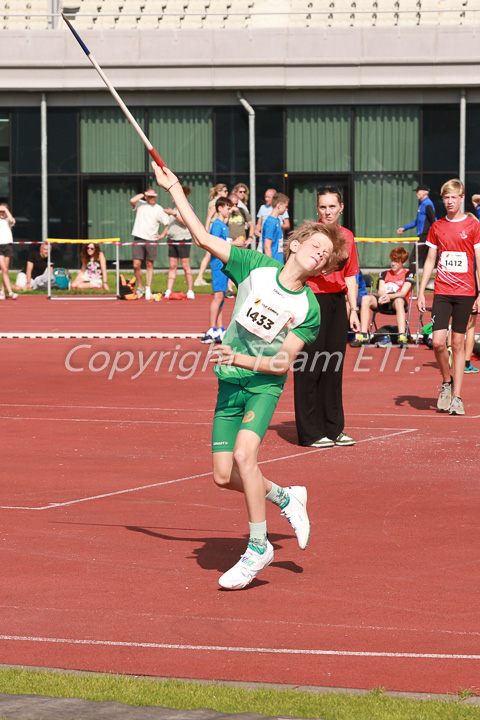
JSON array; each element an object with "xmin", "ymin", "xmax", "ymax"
[
  {"xmin": 116, "ymin": 242, "xmax": 120, "ymax": 297},
  {"xmin": 459, "ymin": 89, "xmax": 466, "ymax": 212},
  {"xmin": 41, "ymin": 93, "xmax": 48, "ymax": 243},
  {"xmin": 237, "ymin": 93, "xmax": 256, "ymax": 250}
]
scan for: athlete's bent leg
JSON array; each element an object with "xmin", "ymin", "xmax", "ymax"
[{"xmin": 432, "ymin": 328, "xmax": 451, "ymax": 383}]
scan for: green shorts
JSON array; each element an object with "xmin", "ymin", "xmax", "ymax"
[{"xmin": 212, "ymin": 380, "xmax": 279, "ymax": 453}]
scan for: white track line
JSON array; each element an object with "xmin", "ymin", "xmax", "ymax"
[
  {"xmin": 0, "ymin": 333, "xmax": 203, "ymax": 339},
  {"xmin": 0, "ymin": 635, "xmax": 478, "ymax": 661},
  {"xmin": 0, "ymin": 416, "xmax": 210, "ymax": 426},
  {"xmin": 1, "ymin": 429, "xmax": 415, "ymax": 511}
]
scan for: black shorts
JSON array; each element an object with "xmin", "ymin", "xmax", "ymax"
[
  {"xmin": 132, "ymin": 237, "xmax": 157, "ymax": 262},
  {"xmin": 0, "ymin": 244, "xmax": 13, "ymax": 258},
  {"xmin": 374, "ymin": 295, "xmax": 408, "ymax": 314},
  {"xmin": 168, "ymin": 243, "xmax": 191, "ymax": 259},
  {"xmin": 431, "ymin": 294, "xmax": 476, "ymax": 334}
]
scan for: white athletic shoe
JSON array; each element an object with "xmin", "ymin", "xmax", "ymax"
[
  {"xmin": 186, "ymin": 290, "xmax": 195, "ymax": 300},
  {"xmin": 144, "ymin": 287, "xmax": 152, "ymax": 301},
  {"xmin": 163, "ymin": 289, "xmax": 172, "ymax": 299},
  {"xmin": 282, "ymin": 486, "xmax": 310, "ymax": 550},
  {"xmin": 310, "ymin": 436, "xmax": 335, "ymax": 448},
  {"xmin": 335, "ymin": 432, "xmax": 355, "ymax": 446},
  {"xmin": 218, "ymin": 541, "xmax": 274, "ymax": 590}
]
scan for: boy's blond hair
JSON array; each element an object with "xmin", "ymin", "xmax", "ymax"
[
  {"xmin": 441, "ymin": 178, "xmax": 465, "ymax": 196},
  {"xmin": 284, "ymin": 219, "xmax": 347, "ymax": 274},
  {"xmin": 272, "ymin": 193, "xmax": 289, "ymax": 208}
]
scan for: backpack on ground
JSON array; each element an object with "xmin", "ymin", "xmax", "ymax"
[
  {"xmin": 53, "ymin": 268, "xmax": 71, "ymax": 289},
  {"xmin": 118, "ymin": 274, "xmax": 138, "ymax": 300}
]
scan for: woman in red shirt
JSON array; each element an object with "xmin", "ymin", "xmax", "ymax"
[{"xmin": 294, "ymin": 186, "xmax": 360, "ymax": 448}]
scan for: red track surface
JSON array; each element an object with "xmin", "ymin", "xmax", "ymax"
[{"xmin": 1, "ymin": 298, "xmax": 479, "ymax": 694}]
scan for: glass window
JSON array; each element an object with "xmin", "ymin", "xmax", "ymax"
[
  {"xmin": 354, "ymin": 173, "xmax": 419, "ymax": 267},
  {"xmin": 48, "ymin": 176, "xmax": 78, "ymax": 240},
  {"xmin": 0, "ymin": 113, "xmax": 9, "ymax": 173},
  {"xmin": 422, "ymin": 106, "xmax": 459, "ymax": 172},
  {"xmin": 215, "ymin": 107, "xmax": 249, "ymax": 175},
  {"xmin": 12, "ymin": 176, "xmax": 42, "ymax": 246},
  {"xmin": 287, "ymin": 106, "xmax": 351, "ymax": 173},
  {"xmin": 12, "ymin": 109, "xmax": 41, "ymax": 174},
  {"xmin": 86, "ymin": 180, "xmax": 140, "ymax": 262},
  {"xmin": 355, "ymin": 106, "xmax": 419, "ymax": 172},
  {"xmin": 80, "ymin": 108, "xmax": 145, "ymax": 173},
  {"xmin": 466, "ymin": 106, "xmax": 480, "ymax": 173},
  {"xmin": 149, "ymin": 107, "xmax": 213, "ymax": 173},
  {"xmin": 0, "ymin": 176, "xmax": 8, "ymax": 201},
  {"xmin": 422, "ymin": 174, "xmax": 458, "ymax": 220},
  {"xmin": 48, "ymin": 109, "xmax": 78, "ymax": 173},
  {"xmin": 256, "ymin": 107, "xmax": 283, "ymax": 174}
]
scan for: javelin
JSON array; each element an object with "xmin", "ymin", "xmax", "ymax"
[{"xmin": 61, "ymin": 12, "xmax": 166, "ymax": 168}]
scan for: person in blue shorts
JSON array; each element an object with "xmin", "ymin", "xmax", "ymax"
[
  {"xmin": 153, "ymin": 160, "xmax": 347, "ymax": 590},
  {"xmin": 201, "ymin": 197, "xmax": 233, "ymax": 344},
  {"xmin": 261, "ymin": 193, "xmax": 289, "ymax": 263}
]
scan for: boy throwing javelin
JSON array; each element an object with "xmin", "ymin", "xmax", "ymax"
[
  {"xmin": 152, "ymin": 161, "xmax": 346, "ymax": 590},
  {"xmin": 418, "ymin": 179, "xmax": 480, "ymax": 415}
]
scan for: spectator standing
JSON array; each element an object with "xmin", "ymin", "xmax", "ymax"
[
  {"xmin": 294, "ymin": 186, "xmax": 359, "ymax": 448},
  {"xmin": 13, "ymin": 241, "xmax": 52, "ymax": 291},
  {"xmin": 0, "ymin": 203, "xmax": 17, "ymax": 300},
  {"xmin": 157, "ymin": 185, "xmax": 195, "ymax": 299},
  {"xmin": 232, "ymin": 183, "xmax": 251, "ymax": 214},
  {"xmin": 130, "ymin": 188, "xmax": 171, "ymax": 301},
  {"xmin": 397, "ymin": 184, "xmax": 436, "ymax": 275},
  {"xmin": 201, "ymin": 197, "xmax": 234, "ymax": 344},
  {"xmin": 194, "ymin": 184, "xmax": 228, "ymax": 287},
  {"xmin": 261, "ymin": 193, "xmax": 289, "ymax": 263},
  {"xmin": 417, "ymin": 179, "xmax": 480, "ymax": 415},
  {"xmin": 254, "ymin": 188, "xmax": 290, "ymax": 240},
  {"xmin": 228, "ymin": 193, "xmax": 253, "ymax": 246}
]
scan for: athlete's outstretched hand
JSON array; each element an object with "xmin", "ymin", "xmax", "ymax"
[{"xmin": 151, "ymin": 161, "xmax": 179, "ymax": 192}]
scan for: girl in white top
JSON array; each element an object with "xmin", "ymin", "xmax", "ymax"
[
  {"xmin": 72, "ymin": 242, "xmax": 109, "ymax": 290},
  {"xmin": 0, "ymin": 203, "xmax": 18, "ymax": 300}
]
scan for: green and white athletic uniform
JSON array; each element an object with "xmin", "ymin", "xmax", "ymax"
[{"xmin": 212, "ymin": 245, "xmax": 320, "ymax": 452}]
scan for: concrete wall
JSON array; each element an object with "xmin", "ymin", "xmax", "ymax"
[{"xmin": 1, "ymin": 25, "xmax": 480, "ymax": 95}]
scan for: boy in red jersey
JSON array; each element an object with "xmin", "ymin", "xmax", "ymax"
[
  {"xmin": 418, "ymin": 179, "xmax": 480, "ymax": 415},
  {"xmin": 352, "ymin": 247, "xmax": 414, "ymax": 348}
]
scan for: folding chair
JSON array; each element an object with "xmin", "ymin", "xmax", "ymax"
[{"xmin": 369, "ymin": 291, "xmax": 414, "ymax": 346}]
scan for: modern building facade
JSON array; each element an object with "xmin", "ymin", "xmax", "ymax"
[{"xmin": 1, "ymin": 4, "xmax": 480, "ymax": 267}]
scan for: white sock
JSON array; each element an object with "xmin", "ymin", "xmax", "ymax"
[
  {"xmin": 248, "ymin": 521, "xmax": 267, "ymax": 554},
  {"xmin": 266, "ymin": 483, "xmax": 290, "ymax": 509}
]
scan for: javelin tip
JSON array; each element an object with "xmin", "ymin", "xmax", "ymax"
[{"xmin": 62, "ymin": 12, "xmax": 91, "ymax": 56}]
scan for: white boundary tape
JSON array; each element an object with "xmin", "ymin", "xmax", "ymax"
[
  {"xmin": 0, "ymin": 332, "xmax": 203, "ymax": 339},
  {"xmin": 0, "ymin": 635, "xmax": 478, "ymax": 661}
]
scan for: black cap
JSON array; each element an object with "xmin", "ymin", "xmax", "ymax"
[{"xmin": 415, "ymin": 184, "xmax": 430, "ymax": 192}]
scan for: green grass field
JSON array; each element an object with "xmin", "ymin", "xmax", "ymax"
[{"xmin": 0, "ymin": 669, "xmax": 478, "ymax": 719}]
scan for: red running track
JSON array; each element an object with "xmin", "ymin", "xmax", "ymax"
[{"xmin": 1, "ymin": 298, "xmax": 479, "ymax": 694}]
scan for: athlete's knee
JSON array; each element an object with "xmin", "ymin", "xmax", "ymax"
[
  {"xmin": 432, "ymin": 335, "xmax": 447, "ymax": 352},
  {"xmin": 232, "ymin": 445, "xmax": 255, "ymax": 475}
]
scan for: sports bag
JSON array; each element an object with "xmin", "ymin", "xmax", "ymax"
[
  {"xmin": 53, "ymin": 268, "xmax": 71, "ymax": 289},
  {"xmin": 118, "ymin": 274, "xmax": 138, "ymax": 300}
]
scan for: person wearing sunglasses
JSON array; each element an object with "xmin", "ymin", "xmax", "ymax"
[{"xmin": 72, "ymin": 243, "xmax": 109, "ymax": 290}]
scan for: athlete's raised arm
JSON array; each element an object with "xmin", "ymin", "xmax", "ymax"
[{"xmin": 152, "ymin": 162, "xmax": 231, "ymax": 265}]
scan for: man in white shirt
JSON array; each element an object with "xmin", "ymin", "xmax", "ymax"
[
  {"xmin": 254, "ymin": 188, "xmax": 290, "ymax": 242},
  {"xmin": 130, "ymin": 188, "xmax": 171, "ymax": 300}
]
